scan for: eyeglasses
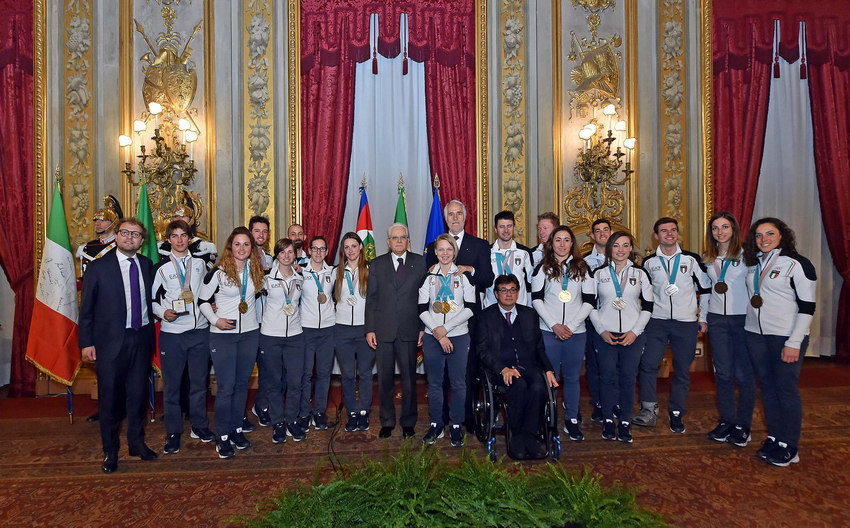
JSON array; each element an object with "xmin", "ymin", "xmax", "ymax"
[
  {"xmin": 310, "ymin": 246, "xmax": 328, "ymax": 252},
  {"xmin": 118, "ymin": 229, "xmax": 143, "ymax": 239},
  {"xmin": 496, "ymin": 287, "xmax": 519, "ymax": 294}
]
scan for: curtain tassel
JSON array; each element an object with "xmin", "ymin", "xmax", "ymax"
[
  {"xmin": 402, "ymin": 54, "xmax": 408, "ymax": 76},
  {"xmin": 773, "ymin": 59, "xmax": 780, "ymax": 78},
  {"xmin": 799, "ymin": 21, "xmax": 808, "ymax": 80},
  {"xmin": 800, "ymin": 60, "xmax": 807, "ymax": 79},
  {"xmin": 372, "ymin": 54, "xmax": 378, "ymax": 74},
  {"xmin": 772, "ymin": 19, "xmax": 780, "ymax": 78}
]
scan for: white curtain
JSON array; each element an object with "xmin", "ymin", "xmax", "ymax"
[
  {"xmin": 338, "ymin": 13, "xmax": 432, "ymax": 258},
  {"xmin": 753, "ymin": 22, "xmax": 840, "ymax": 357}
]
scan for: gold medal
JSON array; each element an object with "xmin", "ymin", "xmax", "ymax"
[
  {"xmin": 432, "ymin": 301, "xmax": 445, "ymax": 313},
  {"xmin": 558, "ymin": 289, "xmax": 571, "ymax": 303},
  {"xmin": 750, "ymin": 294, "xmax": 763, "ymax": 308},
  {"xmin": 448, "ymin": 300, "xmax": 459, "ymax": 313},
  {"xmin": 282, "ymin": 303, "xmax": 296, "ymax": 316},
  {"xmin": 180, "ymin": 289, "xmax": 194, "ymax": 303},
  {"xmin": 612, "ymin": 297, "xmax": 627, "ymax": 311},
  {"xmin": 714, "ymin": 282, "xmax": 728, "ymax": 294},
  {"xmin": 238, "ymin": 300, "xmax": 248, "ymax": 314},
  {"xmin": 317, "ymin": 293, "xmax": 327, "ymax": 304}
]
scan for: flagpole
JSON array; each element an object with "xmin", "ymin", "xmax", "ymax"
[{"xmin": 67, "ymin": 386, "xmax": 74, "ymax": 424}]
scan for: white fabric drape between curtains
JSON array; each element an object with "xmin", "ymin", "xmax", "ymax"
[
  {"xmin": 753, "ymin": 24, "xmax": 840, "ymax": 357},
  {"xmin": 339, "ymin": 14, "xmax": 432, "ymax": 258}
]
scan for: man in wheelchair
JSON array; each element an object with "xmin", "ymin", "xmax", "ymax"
[{"xmin": 476, "ymin": 274, "xmax": 559, "ymax": 459}]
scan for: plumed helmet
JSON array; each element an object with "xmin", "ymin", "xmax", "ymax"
[
  {"xmin": 173, "ymin": 191, "xmax": 196, "ymax": 221},
  {"xmin": 92, "ymin": 195, "xmax": 123, "ymax": 231}
]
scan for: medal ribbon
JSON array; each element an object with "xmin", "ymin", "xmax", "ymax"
[
  {"xmin": 753, "ymin": 252, "xmax": 778, "ymax": 297},
  {"xmin": 659, "ymin": 253, "xmax": 682, "ymax": 285},
  {"xmin": 608, "ymin": 264, "xmax": 628, "ymax": 298},
  {"xmin": 561, "ymin": 257, "xmax": 573, "ymax": 291},
  {"xmin": 345, "ymin": 268, "xmax": 355, "ymax": 296},
  {"xmin": 714, "ymin": 257, "xmax": 733, "ymax": 284},
  {"xmin": 310, "ymin": 269, "xmax": 324, "ymax": 294},
  {"xmin": 436, "ymin": 272, "xmax": 455, "ymax": 301},
  {"xmin": 170, "ymin": 255, "xmax": 192, "ymax": 294},
  {"xmin": 281, "ymin": 273, "xmax": 293, "ymax": 307},
  {"xmin": 240, "ymin": 265, "xmax": 249, "ymax": 305},
  {"xmin": 495, "ymin": 250, "xmax": 514, "ymax": 275}
]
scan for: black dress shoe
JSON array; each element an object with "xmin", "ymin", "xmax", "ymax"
[
  {"xmin": 379, "ymin": 426, "xmax": 393, "ymax": 438},
  {"xmin": 86, "ymin": 412, "xmax": 99, "ymax": 423},
  {"xmin": 101, "ymin": 452, "xmax": 118, "ymax": 473},
  {"xmin": 402, "ymin": 426, "xmax": 415, "ymax": 439},
  {"xmin": 129, "ymin": 443, "xmax": 158, "ymax": 461},
  {"xmin": 508, "ymin": 431, "xmax": 529, "ymax": 460},
  {"xmin": 525, "ymin": 435, "xmax": 548, "ymax": 459}
]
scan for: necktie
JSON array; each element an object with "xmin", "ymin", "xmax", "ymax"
[
  {"xmin": 129, "ymin": 257, "xmax": 142, "ymax": 330},
  {"xmin": 505, "ymin": 311, "xmax": 512, "ymax": 325},
  {"xmin": 453, "ymin": 235, "xmax": 459, "ymax": 241},
  {"xmin": 396, "ymin": 257, "xmax": 405, "ymax": 280}
]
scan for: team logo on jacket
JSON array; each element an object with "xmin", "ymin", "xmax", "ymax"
[
  {"xmin": 629, "ymin": 277, "xmax": 637, "ymax": 286},
  {"xmin": 325, "ymin": 276, "xmax": 331, "ymax": 283},
  {"xmin": 769, "ymin": 269, "xmax": 781, "ymax": 279},
  {"xmin": 680, "ymin": 265, "xmax": 688, "ymax": 273},
  {"xmin": 514, "ymin": 257, "xmax": 522, "ymax": 266},
  {"xmin": 732, "ymin": 259, "xmax": 741, "ymax": 266}
]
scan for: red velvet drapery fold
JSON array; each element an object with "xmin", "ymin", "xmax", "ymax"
[
  {"xmin": 712, "ymin": 11, "xmax": 773, "ymax": 231},
  {"xmin": 0, "ymin": 0, "xmax": 35, "ymax": 395},
  {"xmin": 300, "ymin": 0, "xmax": 477, "ymax": 255},
  {"xmin": 807, "ymin": 18, "xmax": 850, "ymax": 363}
]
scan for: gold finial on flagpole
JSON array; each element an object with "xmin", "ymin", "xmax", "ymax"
[
  {"xmin": 397, "ymin": 172, "xmax": 405, "ymax": 193},
  {"xmin": 433, "ymin": 173, "xmax": 440, "ymax": 189},
  {"xmin": 53, "ymin": 164, "xmax": 62, "ymax": 185},
  {"xmin": 360, "ymin": 173, "xmax": 367, "ymax": 193}
]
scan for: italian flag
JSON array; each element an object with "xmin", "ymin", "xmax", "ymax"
[{"xmin": 26, "ymin": 181, "xmax": 80, "ymax": 385}]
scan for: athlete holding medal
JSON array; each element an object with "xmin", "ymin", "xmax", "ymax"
[
  {"xmin": 418, "ymin": 234, "xmax": 476, "ymax": 447},
  {"xmin": 333, "ymin": 232, "xmax": 374, "ymax": 433},
  {"xmin": 530, "ymin": 225, "xmax": 595, "ymax": 441},
  {"xmin": 699, "ymin": 212, "xmax": 755, "ymax": 448},
  {"xmin": 198, "ymin": 227, "xmax": 265, "ymax": 458},
  {"xmin": 259, "ymin": 238, "xmax": 307, "ymax": 444},
  {"xmin": 743, "ymin": 218, "xmax": 817, "ymax": 467},
  {"xmin": 588, "ymin": 231, "xmax": 654, "ymax": 442}
]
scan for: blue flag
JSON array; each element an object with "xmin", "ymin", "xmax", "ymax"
[{"xmin": 424, "ymin": 188, "xmax": 445, "ymax": 251}]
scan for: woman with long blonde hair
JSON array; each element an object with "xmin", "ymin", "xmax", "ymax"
[{"xmin": 199, "ymin": 227, "xmax": 265, "ymax": 458}]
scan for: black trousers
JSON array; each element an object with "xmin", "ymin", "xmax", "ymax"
[
  {"xmin": 496, "ymin": 367, "xmax": 547, "ymax": 435},
  {"xmin": 96, "ymin": 326, "xmax": 153, "ymax": 454},
  {"xmin": 375, "ymin": 338, "xmax": 418, "ymax": 428}
]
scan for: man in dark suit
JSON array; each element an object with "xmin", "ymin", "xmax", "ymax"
[
  {"xmin": 79, "ymin": 217, "xmax": 157, "ymax": 473},
  {"xmin": 425, "ymin": 199, "xmax": 494, "ymax": 431},
  {"xmin": 365, "ymin": 223, "xmax": 427, "ymax": 439},
  {"xmin": 476, "ymin": 275, "xmax": 559, "ymax": 459}
]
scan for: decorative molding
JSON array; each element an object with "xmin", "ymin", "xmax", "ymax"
[
  {"xmin": 64, "ymin": 0, "xmax": 95, "ymax": 251},
  {"xmin": 287, "ymin": 0, "xmax": 301, "ymax": 227},
  {"xmin": 243, "ymin": 0, "xmax": 275, "ymax": 227},
  {"xmin": 203, "ymin": 0, "xmax": 217, "ymax": 242},
  {"xmin": 120, "ymin": 0, "xmax": 134, "ymax": 222},
  {"xmin": 624, "ymin": 0, "xmax": 638, "ymax": 233},
  {"xmin": 500, "ymin": 0, "xmax": 527, "ymax": 242},
  {"xmin": 552, "ymin": 0, "xmax": 563, "ymax": 222},
  {"xmin": 34, "ymin": 0, "xmax": 48, "ymax": 271},
  {"xmin": 659, "ymin": 0, "xmax": 686, "ymax": 230},
  {"xmin": 475, "ymin": 0, "xmax": 490, "ymax": 237},
  {"xmin": 700, "ymin": 0, "xmax": 713, "ymax": 229}
]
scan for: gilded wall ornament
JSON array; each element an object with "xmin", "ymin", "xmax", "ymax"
[
  {"xmin": 659, "ymin": 0, "xmax": 686, "ymax": 225},
  {"xmin": 500, "ymin": 0, "xmax": 527, "ymax": 242}
]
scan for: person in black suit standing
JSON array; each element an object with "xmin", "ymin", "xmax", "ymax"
[
  {"xmin": 476, "ymin": 275, "xmax": 559, "ymax": 459},
  {"xmin": 365, "ymin": 223, "xmax": 427, "ymax": 439},
  {"xmin": 79, "ymin": 217, "xmax": 157, "ymax": 473},
  {"xmin": 425, "ymin": 199, "xmax": 495, "ymax": 431}
]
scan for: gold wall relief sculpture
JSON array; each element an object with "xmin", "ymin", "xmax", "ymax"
[
  {"xmin": 64, "ymin": 0, "xmax": 95, "ymax": 253},
  {"xmin": 659, "ymin": 0, "xmax": 687, "ymax": 232},
  {"xmin": 243, "ymin": 0, "xmax": 275, "ymax": 228},
  {"xmin": 500, "ymin": 0, "xmax": 528, "ymax": 243},
  {"xmin": 34, "ymin": 0, "xmax": 48, "ymax": 266},
  {"xmin": 700, "ymin": 0, "xmax": 713, "ymax": 228}
]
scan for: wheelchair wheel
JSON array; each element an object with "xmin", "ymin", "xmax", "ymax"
[{"xmin": 473, "ymin": 374, "xmax": 494, "ymax": 443}]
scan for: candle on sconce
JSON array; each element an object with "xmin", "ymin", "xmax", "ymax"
[
  {"xmin": 148, "ymin": 102, "xmax": 163, "ymax": 129},
  {"xmin": 579, "ymin": 127, "xmax": 594, "ymax": 154},
  {"xmin": 623, "ymin": 137, "xmax": 636, "ymax": 163},
  {"xmin": 185, "ymin": 130, "xmax": 198, "ymax": 160},
  {"xmin": 133, "ymin": 120, "xmax": 146, "ymax": 159},
  {"xmin": 615, "ymin": 120, "xmax": 627, "ymax": 147},
  {"xmin": 602, "ymin": 104, "xmax": 616, "ymax": 131},
  {"xmin": 178, "ymin": 118, "xmax": 191, "ymax": 144},
  {"xmin": 118, "ymin": 134, "xmax": 132, "ymax": 165}
]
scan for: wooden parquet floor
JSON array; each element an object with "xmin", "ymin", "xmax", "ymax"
[{"xmin": 1, "ymin": 363, "xmax": 849, "ymax": 528}]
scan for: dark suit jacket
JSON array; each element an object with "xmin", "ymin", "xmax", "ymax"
[
  {"xmin": 426, "ymin": 232, "xmax": 494, "ymax": 311},
  {"xmin": 365, "ymin": 251, "xmax": 427, "ymax": 342},
  {"xmin": 475, "ymin": 304, "xmax": 553, "ymax": 378},
  {"xmin": 78, "ymin": 250, "xmax": 155, "ymax": 358}
]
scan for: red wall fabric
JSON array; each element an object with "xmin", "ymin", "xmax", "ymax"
[
  {"xmin": 0, "ymin": 0, "xmax": 35, "ymax": 395},
  {"xmin": 300, "ymin": 0, "xmax": 477, "ymax": 256}
]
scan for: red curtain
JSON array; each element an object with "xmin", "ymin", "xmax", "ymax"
[
  {"xmin": 806, "ymin": 15, "xmax": 850, "ymax": 362},
  {"xmin": 712, "ymin": 8, "xmax": 774, "ymax": 230},
  {"xmin": 300, "ymin": 0, "xmax": 477, "ymax": 255},
  {"xmin": 0, "ymin": 0, "xmax": 35, "ymax": 395}
]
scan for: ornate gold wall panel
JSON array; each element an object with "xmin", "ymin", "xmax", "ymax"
[
  {"xmin": 659, "ymin": 0, "xmax": 687, "ymax": 233},
  {"xmin": 34, "ymin": 0, "xmax": 48, "ymax": 268},
  {"xmin": 475, "ymin": 0, "xmax": 490, "ymax": 237},
  {"xmin": 701, "ymin": 0, "xmax": 713, "ymax": 229},
  {"xmin": 552, "ymin": 0, "xmax": 563, "ymax": 222},
  {"xmin": 287, "ymin": 0, "xmax": 301, "ymax": 226},
  {"xmin": 243, "ymin": 0, "xmax": 275, "ymax": 228},
  {"xmin": 500, "ymin": 0, "xmax": 528, "ymax": 242},
  {"xmin": 64, "ymin": 0, "xmax": 95, "ymax": 251},
  {"xmin": 624, "ymin": 0, "xmax": 638, "ymax": 232},
  {"xmin": 204, "ymin": 0, "xmax": 217, "ymax": 240}
]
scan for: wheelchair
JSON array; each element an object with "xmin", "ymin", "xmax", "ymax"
[{"xmin": 472, "ymin": 368, "xmax": 561, "ymax": 461}]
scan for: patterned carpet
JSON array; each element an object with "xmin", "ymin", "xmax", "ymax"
[{"xmin": 1, "ymin": 364, "xmax": 849, "ymax": 528}]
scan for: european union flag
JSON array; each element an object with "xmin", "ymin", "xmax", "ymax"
[{"xmin": 424, "ymin": 188, "xmax": 445, "ymax": 251}]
